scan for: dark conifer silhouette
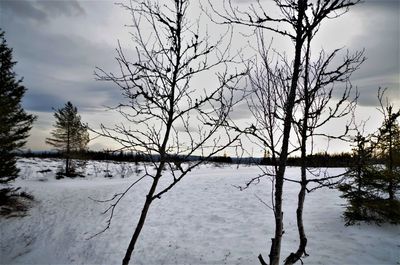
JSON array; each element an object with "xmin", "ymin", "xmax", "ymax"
[{"xmin": 0, "ymin": 29, "xmax": 36, "ymax": 184}]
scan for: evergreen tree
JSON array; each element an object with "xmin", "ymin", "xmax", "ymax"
[
  {"xmin": 339, "ymin": 133, "xmax": 374, "ymax": 224},
  {"xmin": 46, "ymin": 101, "xmax": 89, "ymax": 177},
  {"xmin": 374, "ymin": 104, "xmax": 400, "ymax": 200},
  {"xmin": 0, "ymin": 29, "xmax": 36, "ymax": 184},
  {"xmin": 340, "ymin": 90, "xmax": 400, "ymax": 225}
]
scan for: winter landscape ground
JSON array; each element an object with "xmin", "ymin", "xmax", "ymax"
[{"xmin": 0, "ymin": 157, "xmax": 399, "ymax": 265}]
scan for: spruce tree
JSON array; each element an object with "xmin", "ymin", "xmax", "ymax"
[
  {"xmin": 0, "ymin": 29, "xmax": 36, "ymax": 184},
  {"xmin": 340, "ymin": 90, "xmax": 400, "ymax": 224},
  {"xmin": 374, "ymin": 104, "xmax": 400, "ymax": 200},
  {"xmin": 339, "ymin": 133, "xmax": 374, "ymax": 224},
  {"xmin": 46, "ymin": 102, "xmax": 89, "ymax": 177}
]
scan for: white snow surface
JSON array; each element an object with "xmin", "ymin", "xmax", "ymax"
[{"xmin": 0, "ymin": 157, "xmax": 399, "ymax": 265}]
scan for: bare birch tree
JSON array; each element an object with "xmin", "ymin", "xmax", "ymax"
[
  {"xmin": 94, "ymin": 0, "xmax": 245, "ymax": 264},
  {"xmin": 208, "ymin": 1, "xmax": 361, "ymax": 264},
  {"xmin": 284, "ymin": 36, "xmax": 364, "ymax": 265}
]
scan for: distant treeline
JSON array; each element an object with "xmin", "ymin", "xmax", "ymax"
[
  {"xmin": 19, "ymin": 150, "xmax": 383, "ymax": 167},
  {"xmin": 19, "ymin": 150, "xmax": 235, "ymax": 164},
  {"xmin": 19, "ymin": 150, "xmax": 153, "ymax": 162}
]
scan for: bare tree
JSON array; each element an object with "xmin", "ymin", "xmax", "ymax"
[
  {"xmin": 284, "ymin": 34, "xmax": 364, "ymax": 265},
  {"xmin": 208, "ymin": 1, "xmax": 361, "ymax": 264},
  {"xmin": 94, "ymin": 0, "xmax": 245, "ymax": 264}
]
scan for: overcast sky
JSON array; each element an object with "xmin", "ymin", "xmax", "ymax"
[{"xmin": 1, "ymin": 0, "xmax": 399, "ymax": 154}]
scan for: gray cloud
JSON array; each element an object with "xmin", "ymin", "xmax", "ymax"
[
  {"xmin": 210, "ymin": 0, "xmax": 399, "ymax": 107},
  {"xmin": 4, "ymin": 20, "xmax": 115, "ymax": 73},
  {"xmin": 1, "ymin": 0, "xmax": 47, "ymax": 21},
  {"xmin": 1, "ymin": 0, "xmax": 85, "ymax": 22},
  {"xmin": 1, "ymin": 9, "xmax": 123, "ymax": 113},
  {"xmin": 1, "ymin": 0, "xmax": 398, "ymax": 151},
  {"xmin": 22, "ymin": 91, "xmax": 65, "ymax": 112},
  {"xmin": 36, "ymin": 0, "xmax": 85, "ymax": 17},
  {"xmin": 229, "ymin": 101, "xmax": 253, "ymax": 120},
  {"xmin": 21, "ymin": 77, "xmax": 123, "ymax": 113},
  {"xmin": 364, "ymin": 0, "xmax": 399, "ymax": 11},
  {"xmin": 349, "ymin": 0, "xmax": 400, "ymax": 106}
]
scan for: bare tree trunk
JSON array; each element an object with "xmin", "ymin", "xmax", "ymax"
[
  {"xmin": 265, "ymin": 3, "xmax": 306, "ymax": 265},
  {"xmin": 65, "ymin": 156, "xmax": 70, "ymax": 176},
  {"xmin": 284, "ymin": 30, "xmax": 311, "ymax": 265},
  {"xmin": 122, "ymin": 165, "xmax": 163, "ymax": 265},
  {"xmin": 66, "ymin": 121, "xmax": 71, "ymax": 176},
  {"xmin": 284, "ymin": 173, "xmax": 308, "ymax": 265},
  {"xmin": 388, "ymin": 123, "xmax": 394, "ymax": 200},
  {"xmin": 122, "ymin": 7, "xmax": 180, "ymax": 260},
  {"xmin": 122, "ymin": 81, "xmax": 176, "ymax": 264}
]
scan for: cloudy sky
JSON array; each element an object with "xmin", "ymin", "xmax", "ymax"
[{"xmin": 1, "ymin": 0, "xmax": 399, "ymax": 154}]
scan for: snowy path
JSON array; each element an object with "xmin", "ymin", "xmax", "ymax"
[{"xmin": 0, "ymin": 158, "xmax": 399, "ymax": 264}]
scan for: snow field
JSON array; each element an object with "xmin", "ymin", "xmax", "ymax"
[{"xmin": 0, "ymin": 158, "xmax": 399, "ymax": 264}]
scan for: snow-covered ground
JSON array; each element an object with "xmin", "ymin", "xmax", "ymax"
[{"xmin": 1, "ymin": 157, "xmax": 399, "ymax": 265}]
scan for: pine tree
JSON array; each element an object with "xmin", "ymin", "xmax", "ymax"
[
  {"xmin": 374, "ymin": 104, "xmax": 400, "ymax": 200},
  {"xmin": 46, "ymin": 101, "xmax": 89, "ymax": 177},
  {"xmin": 340, "ymin": 90, "xmax": 400, "ymax": 225},
  {"xmin": 0, "ymin": 29, "xmax": 36, "ymax": 184},
  {"xmin": 339, "ymin": 133, "xmax": 374, "ymax": 224}
]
